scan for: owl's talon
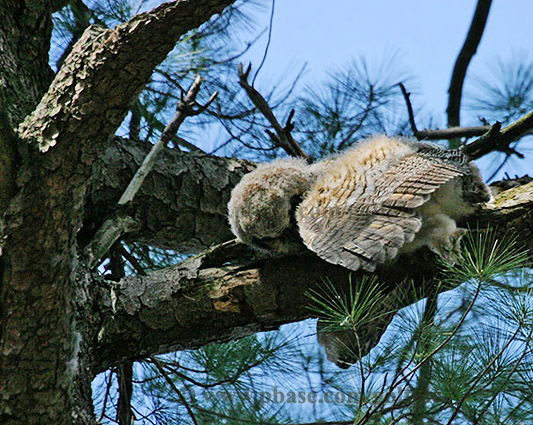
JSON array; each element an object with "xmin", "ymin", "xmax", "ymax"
[{"xmin": 429, "ymin": 227, "xmax": 467, "ymax": 264}]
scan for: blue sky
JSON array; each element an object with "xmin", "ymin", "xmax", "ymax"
[
  {"xmin": 242, "ymin": 0, "xmax": 532, "ymax": 122},
  {"xmin": 231, "ymin": 0, "xmax": 532, "ymax": 180}
]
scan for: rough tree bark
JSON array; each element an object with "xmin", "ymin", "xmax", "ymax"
[
  {"xmin": 89, "ymin": 181, "xmax": 532, "ymax": 372},
  {"xmin": 0, "ymin": 1, "xmax": 236, "ymax": 424},
  {"xmin": 0, "ymin": 2, "xmax": 532, "ymax": 425},
  {"xmin": 84, "ymin": 136, "xmax": 253, "ymax": 251}
]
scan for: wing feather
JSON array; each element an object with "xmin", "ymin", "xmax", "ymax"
[{"xmin": 297, "ymin": 142, "xmax": 468, "ymax": 271}]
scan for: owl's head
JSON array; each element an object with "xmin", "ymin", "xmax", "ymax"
[{"xmin": 227, "ymin": 157, "xmax": 317, "ymax": 251}]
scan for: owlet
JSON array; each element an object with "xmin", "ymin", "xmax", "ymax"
[{"xmin": 228, "ymin": 135, "xmax": 491, "ymax": 270}]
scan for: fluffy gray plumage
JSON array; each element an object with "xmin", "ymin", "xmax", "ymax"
[
  {"xmin": 228, "ymin": 135, "xmax": 492, "ymax": 368},
  {"xmin": 228, "ymin": 135, "xmax": 491, "ymax": 270}
]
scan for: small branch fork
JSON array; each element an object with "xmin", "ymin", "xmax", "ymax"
[
  {"xmin": 399, "ymin": 83, "xmax": 491, "ymax": 141},
  {"xmin": 238, "ymin": 63, "xmax": 311, "ymax": 162},
  {"xmin": 119, "ymin": 76, "xmax": 217, "ymax": 205},
  {"xmin": 85, "ymin": 76, "xmax": 217, "ymax": 268},
  {"xmin": 399, "ymin": 83, "xmax": 533, "ymax": 161},
  {"xmin": 465, "ymin": 111, "xmax": 533, "ymax": 160}
]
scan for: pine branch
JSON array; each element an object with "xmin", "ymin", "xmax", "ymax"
[
  {"xmin": 84, "ymin": 77, "xmax": 217, "ymax": 268},
  {"xmin": 93, "ymin": 181, "xmax": 533, "ymax": 372},
  {"xmin": 150, "ymin": 357, "xmax": 200, "ymax": 425}
]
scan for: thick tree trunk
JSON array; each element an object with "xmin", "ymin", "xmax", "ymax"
[
  {"xmin": 0, "ymin": 169, "xmax": 96, "ymax": 423},
  {"xmin": 0, "ymin": 1, "xmax": 236, "ymax": 424}
]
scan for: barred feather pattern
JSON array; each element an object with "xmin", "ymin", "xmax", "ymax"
[
  {"xmin": 228, "ymin": 136, "xmax": 491, "ymax": 271},
  {"xmin": 296, "ymin": 136, "xmax": 491, "ymax": 271}
]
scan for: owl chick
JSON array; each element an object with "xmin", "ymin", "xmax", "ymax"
[{"xmin": 228, "ymin": 136, "xmax": 491, "ymax": 270}]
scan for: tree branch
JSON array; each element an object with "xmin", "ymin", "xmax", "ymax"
[
  {"xmin": 84, "ymin": 212, "xmax": 140, "ymax": 269},
  {"xmin": 415, "ymin": 126, "xmax": 493, "ymax": 141},
  {"xmin": 399, "ymin": 83, "xmax": 492, "ymax": 141},
  {"xmin": 134, "ymin": 101, "xmax": 206, "ymax": 152},
  {"xmin": 400, "ymin": 81, "xmax": 532, "ymax": 161},
  {"xmin": 85, "ymin": 77, "xmax": 217, "ymax": 267},
  {"xmin": 447, "ymin": 0, "xmax": 493, "ymax": 128},
  {"xmin": 464, "ymin": 111, "xmax": 533, "ymax": 160},
  {"xmin": 17, "ymin": 0, "xmax": 235, "ymax": 159},
  {"xmin": 238, "ymin": 63, "xmax": 310, "ymax": 161},
  {"xmin": 84, "ymin": 108, "xmax": 532, "ymax": 256},
  {"xmin": 84, "ymin": 136, "xmax": 254, "ymax": 252},
  {"xmin": 92, "ymin": 182, "xmax": 533, "ymax": 373},
  {"xmin": 119, "ymin": 76, "xmax": 216, "ymax": 206}
]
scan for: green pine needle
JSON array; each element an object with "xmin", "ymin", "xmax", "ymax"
[
  {"xmin": 306, "ymin": 275, "xmax": 390, "ymax": 332},
  {"xmin": 442, "ymin": 227, "xmax": 530, "ymax": 285}
]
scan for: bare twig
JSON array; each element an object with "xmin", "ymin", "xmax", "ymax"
[
  {"xmin": 399, "ymin": 83, "xmax": 532, "ymax": 160},
  {"xmin": 136, "ymin": 90, "xmax": 206, "ymax": 152},
  {"xmin": 447, "ymin": 0, "xmax": 493, "ymax": 128},
  {"xmin": 119, "ymin": 76, "xmax": 217, "ymax": 205},
  {"xmin": 414, "ymin": 126, "xmax": 492, "ymax": 141},
  {"xmin": 399, "ymin": 82, "xmax": 492, "ymax": 141},
  {"xmin": 465, "ymin": 111, "xmax": 533, "ymax": 160},
  {"xmin": 487, "ymin": 153, "xmax": 511, "ymax": 182},
  {"xmin": 238, "ymin": 63, "xmax": 311, "ymax": 162},
  {"xmin": 252, "ymin": 0, "xmax": 276, "ymax": 86},
  {"xmin": 85, "ymin": 76, "xmax": 217, "ymax": 268},
  {"xmin": 399, "ymin": 83, "xmax": 419, "ymax": 135}
]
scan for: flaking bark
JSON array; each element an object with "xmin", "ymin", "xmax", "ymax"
[
  {"xmin": 0, "ymin": 1, "xmax": 236, "ymax": 424},
  {"xmin": 93, "ymin": 182, "xmax": 533, "ymax": 373}
]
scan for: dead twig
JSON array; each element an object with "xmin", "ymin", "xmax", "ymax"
[
  {"xmin": 119, "ymin": 76, "xmax": 217, "ymax": 205},
  {"xmin": 399, "ymin": 82, "xmax": 492, "ymax": 141},
  {"xmin": 85, "ymin": 76, "xmax": 217, "ymax": 268},
  {"xmin": 399, "ymin": 83, "xmax": 420, "ymax": 136},
  {"xmin": 84, "ymin": 213, "xmax": 139, "ymax": 269},
  {"xmin": 238, "ymin": 63, "xmax": 310, "ymax": 162}
]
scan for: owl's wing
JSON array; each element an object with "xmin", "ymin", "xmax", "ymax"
[{"xmin": 297, "ymin": 149, "xmax": 468, "ymax": 271}]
